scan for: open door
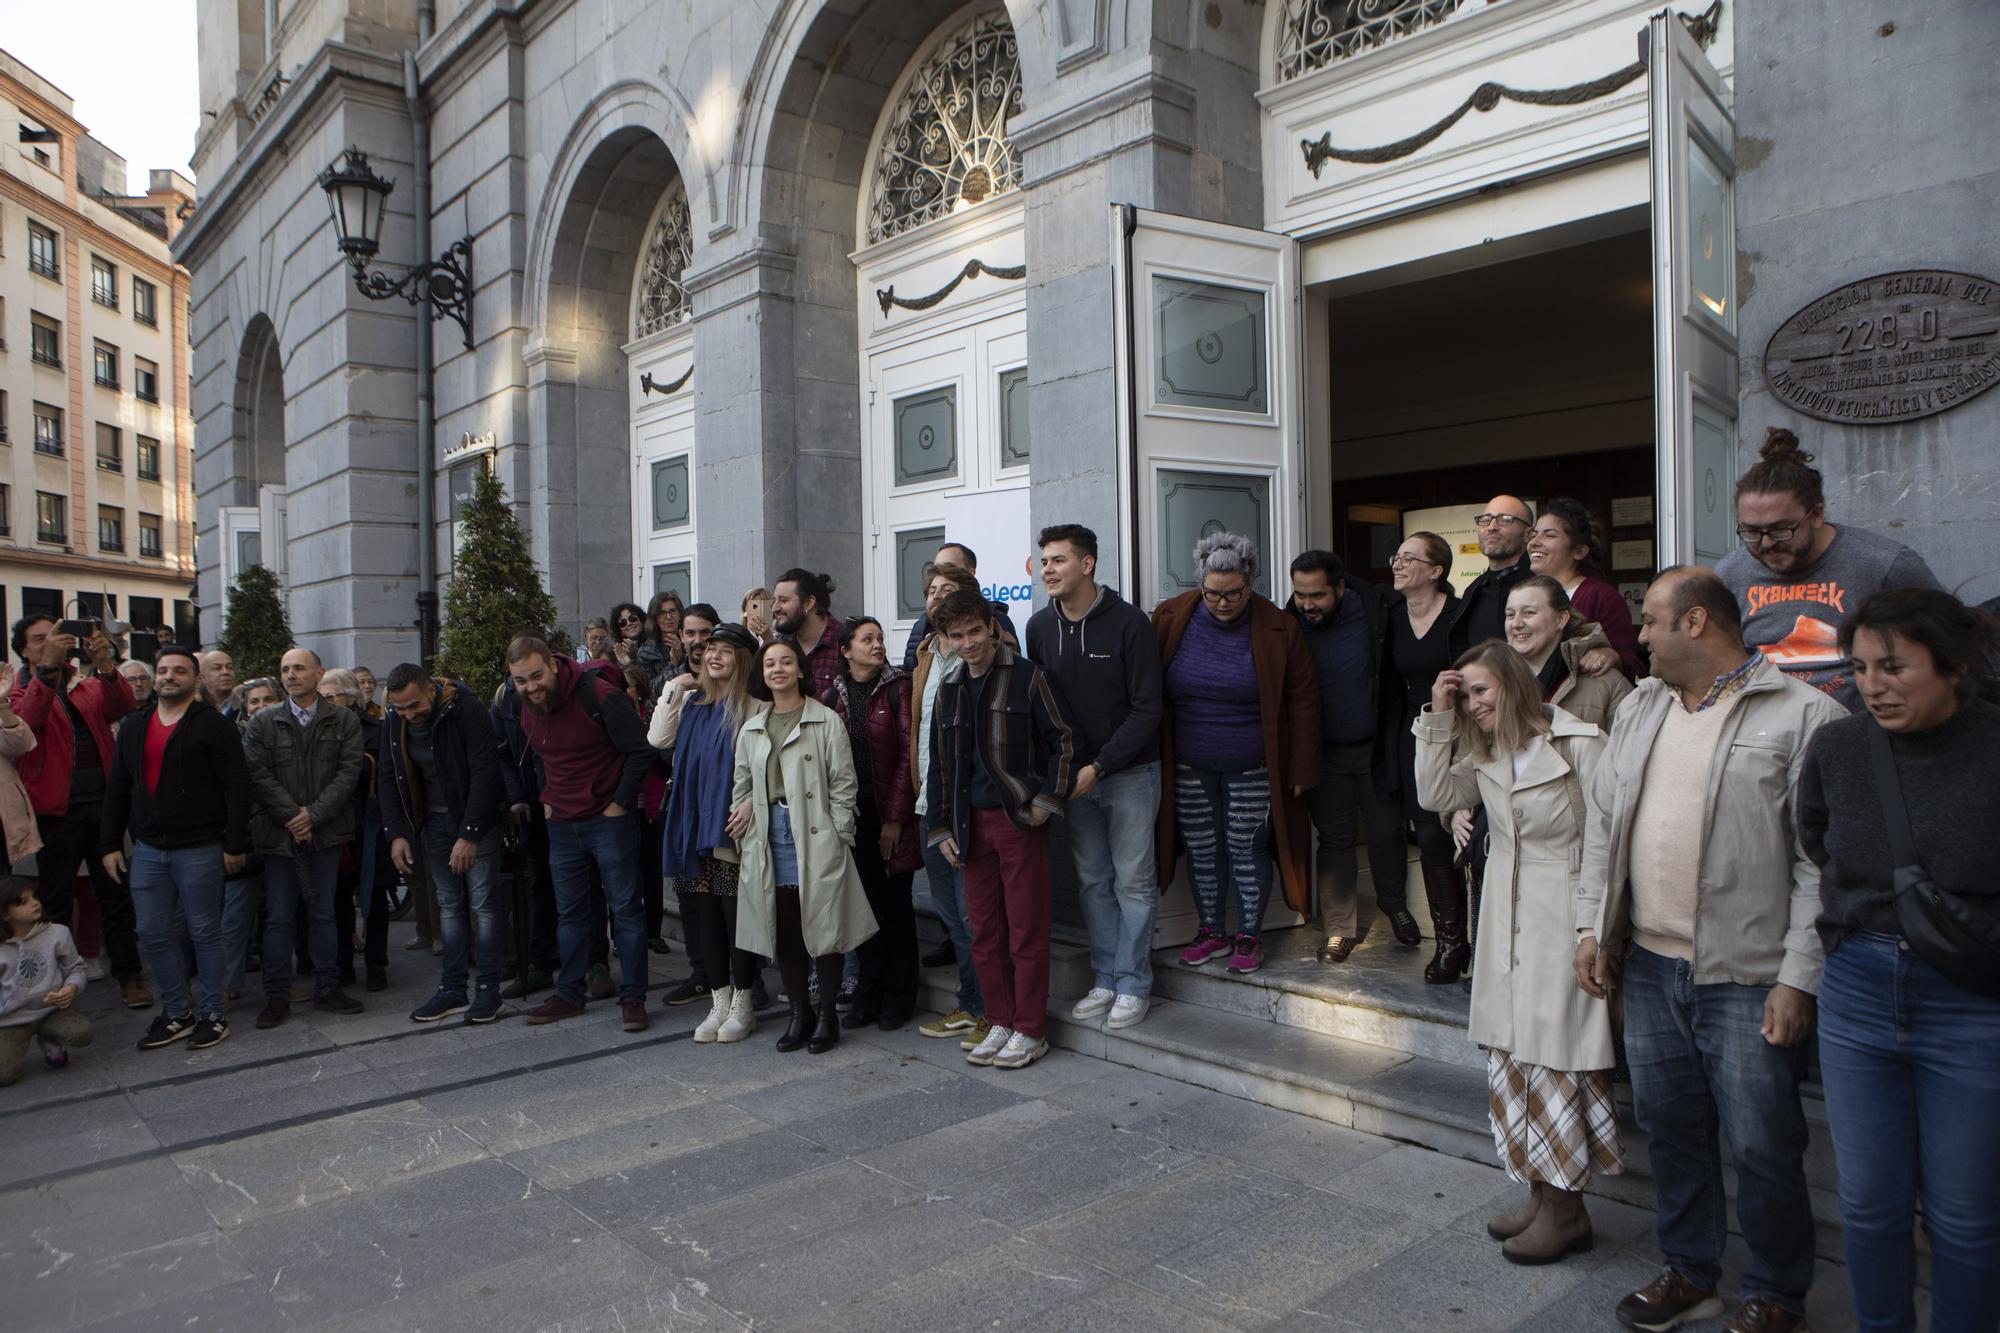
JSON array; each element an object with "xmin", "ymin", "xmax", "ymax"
[
  {"xmin": 1113, "ymin": 207, "xmax": 1304, "ymax": 610},
  {"xmin": 1649, "ymin": 7, "xmax": 1738, "ymax": 569}
]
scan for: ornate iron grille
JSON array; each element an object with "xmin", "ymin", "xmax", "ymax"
[
  {"xmin": 866, "ymin": 13, "xmax": 1024, "ymax": 244},
  {"xmin": 633, "ymin": 182, "xmax": 694, "ymax": 338},
  {"xmin": 1276, "ymin": 0, "xmax": 1468, "ymax": 81}
]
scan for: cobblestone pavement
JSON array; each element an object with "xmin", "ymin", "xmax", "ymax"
[{"xmin": 0, "ymin": 926, "xmax": 1862, "ymax": 1331}]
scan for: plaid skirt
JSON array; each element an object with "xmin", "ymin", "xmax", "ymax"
[
  {"xmin": 673, "ymin": 855, "xmax": 739, "ymax": 899},
  {"xmin": 1486, "ymin": 1049, "xmax": 1624, "ymax": 1191}
]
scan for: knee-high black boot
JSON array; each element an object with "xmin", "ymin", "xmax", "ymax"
[{"xmin": 1422, "ymin": 864, "xmax": 1471, "ymax": 984}]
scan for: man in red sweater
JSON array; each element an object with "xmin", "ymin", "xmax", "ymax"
[
  {"xmin": 8, "ymin": 616, "xmax": 145, "ymax": 1008},
  {"xmin": 505, "ymin": 637, "xmax": 656, "ymax": 1033}
]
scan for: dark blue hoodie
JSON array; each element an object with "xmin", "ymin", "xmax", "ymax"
[{"xmin": 1024, "ymin": 585, "xmax": 1163, "ymax": 776}]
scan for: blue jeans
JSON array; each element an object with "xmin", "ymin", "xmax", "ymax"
[
  {"xmin": 921, "ymin": 817, "xmax": 982, "ymax": 1016},
  {"xmin": 129, "ymin": 842, "xmax": 229, "ymax": 1019},
  {"xmin": 221, "ymin": 858, "xmax": 263, "ymax": 998},
  {"xmin": 1819, "ymin": 933, "xmax": 2000, "ymax": 1332},
  {"xmin": 1174, "ymin": 762, "xmax": 1272, "ymax": 937},
  {"xmin": 769, "ymin": 803, "xmax": 800, "ymax": 886},
  {"xmin": 1622, "ymin": 945, "xmax": 1814, "ymax": 1313},
  {"xmin": 547, "ymin": 813, "xmax": 647, "ymax": 1004},
  {"xmin": 263, "ymin": 848, "xmax": 342, "ymax": 999},
  {"xmin": 424, "ymin": 820, "xmax": 504, "ymax": 997},
  {"xmin": 1070, "ymin": 761, "xmax": 1160, "ymax": 997}
]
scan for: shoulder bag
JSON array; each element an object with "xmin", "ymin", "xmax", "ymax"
[{"xmin": 1867, "ymin": 722, "xmax": 2000, "ymax": 998}]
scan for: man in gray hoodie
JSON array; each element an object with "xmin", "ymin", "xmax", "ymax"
[{"xmin": 0, "ymin": 878, "xmax": 92, "ymax": 1085}]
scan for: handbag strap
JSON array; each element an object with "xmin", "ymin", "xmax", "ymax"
[{"xmin": 1866, "ymin": 721, "xmax": 1921, "ymax": 871}]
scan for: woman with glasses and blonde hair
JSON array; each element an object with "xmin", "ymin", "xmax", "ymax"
[
  {"xmin": 1415, "ymin": 639, "xmax": 1618, "ymax": 1266},
  {"xmin": 1152, "ymin": 532, "xmax": 1319, "ymax": 976}
]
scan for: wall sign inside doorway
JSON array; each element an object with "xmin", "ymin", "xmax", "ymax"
[{"xmin": 1762, "ymin": 269, "xmax": 2000, "ymax": 426}]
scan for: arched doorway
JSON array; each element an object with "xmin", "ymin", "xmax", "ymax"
[
  {"xmin": 854, "ymin": 7, "xmax": 1031, "ymax": 655},
  {"xmin": 218, "ymin": 314, "xmax": 288, "ymax": 624},
  {"xmin": 626, "ymin": 179, "xmax": 697, "ymax": 605}
]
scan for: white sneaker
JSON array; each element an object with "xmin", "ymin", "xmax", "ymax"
[
  {"xmin": 1070, "ymin": 987, "xmax": 1116, "ymax": 1022},
  {"xmin": 991, "ymin": 1031, "xmax": 1049, "ymax": 1069},
  {"xmin": 715, "ymin": 988, "xmax": 756, "ymax": 1043},
  {"xmin": 693, "ymin": 985, "xmax": 733, "ymax": 1043},
  {"xmin": 1106, "ymin": 994, "xmax": 1150, "ymax": 1029},
  {"xmin": 84, "ymin": 955, "xmax": 107, "ymax": 981},
  {"xmin": 964, "ymin": 1024, "xmax": 1014, "ymax": 1066}
]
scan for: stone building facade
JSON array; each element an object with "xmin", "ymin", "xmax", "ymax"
[{"xmin": 175, "ymin": 0, "xmax": 2000, "ymax": 665}]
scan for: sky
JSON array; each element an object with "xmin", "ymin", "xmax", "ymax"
[{"xmin": 4, "ymin": 0, "xmax": 201, "ymax": 194}]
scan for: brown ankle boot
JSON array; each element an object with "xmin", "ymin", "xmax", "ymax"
[
  {"xmin": 1486, "ymin": 1182, "xmax": 1544, "ymax": 1240},
  {"xmin": 1501, "ymin": 1186, "xmax": 1592, "ymax": 1265}
]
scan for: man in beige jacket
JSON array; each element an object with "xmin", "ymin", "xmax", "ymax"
[{"xmin": 1574, "ymin": 567, "xmax": 1842, "ymax": 1333}]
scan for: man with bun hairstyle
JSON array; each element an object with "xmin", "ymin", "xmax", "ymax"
[
  {"xmin": 771, "ymin": 568, "xmax": 845, "ymax": 700},
  {"xmin": 1717, "ymin": 427, "xmax": 1940, "ymax": 710}
]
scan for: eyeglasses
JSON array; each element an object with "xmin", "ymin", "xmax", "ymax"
[
  {"xmin": 616, "ymin": 614, "xmax": 643, "ymax": 626},
  {"xmin": 1200, "ymin": 584, "xmax": 1249, "ymax": 606},
  {"xmin": 1736, "ymin": 522, "xmax": 1801, "ymax": 547},
  {"xmin": 1473, "ymin": 513, "xmax": 1529, "ymax": 530},
  {"xmin": 1389, "ymin": 554, "xmax": 1437, "ymax": 569}
]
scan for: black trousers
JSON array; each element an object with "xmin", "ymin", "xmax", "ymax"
[
  {"xmin": 38, "ymin": 804, "xmax": 141, "ymax": 983},
  {"xmin": 774, "ymin": 885, "xmax": 842, "ymax": 1012},
  {"xmin": 641, "ymin": 813, "xmax": 665, "ymax": 940},
  {"xmin": 850, "ymin": 815, "xmax": 918, "ymax": 1020},
  {"xmin": 504, "ymin": 806, "xmax": 562, "ymax": 976},
  {"xmin": 690, "ymin": 891, "xmax": 755, "ymax": 991}
]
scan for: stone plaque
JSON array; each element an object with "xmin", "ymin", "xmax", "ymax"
[{"xmin": 1763, "ymin": 269, "xmax": 2000, "ymax": 425}]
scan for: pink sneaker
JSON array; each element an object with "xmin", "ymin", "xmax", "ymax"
[
  {"xmin": 1226, "ymin": 935, "xmax": 1264, "ymax": 974},
  {"xmin": 1179, "ymin": 928, "xmax": 1231, "ymax": 967}
]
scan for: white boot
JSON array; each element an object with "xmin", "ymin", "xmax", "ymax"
[
  {"xmin": 715, "ymin": 988, "xmax": 757, "ymax": 1043},
  {"xmin": 693, "ymin": 985, "xmax": 733, "ymax": 1043}
]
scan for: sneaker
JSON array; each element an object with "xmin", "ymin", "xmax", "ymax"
[
  {"xmin": 121, "ymin": 978, "xmax": 155, "ymax": 1010},
  {"xmin": 647, "ymin": 936, "xmax": 673, "ymax": 956},
  {"xmin": 920, "ymin": 1009, "xmax": 978, "ymax": 1039},
  {"xmin": 662, "ymin": 977, "xmax": 709, "ymax": 1007},
  {"xmin": 188, "ymin": 1015, "xmax": 229, "ymax": 1050},
  {"xmin": 586, "ymin": 964, "xmax": 616, "ymax": 1000},
  {"xmin": 1070, "ymin": 988, "xmax": 1116, "ymax": 1023},
  {"xmin": 620, "ymin": 999, "xmax": 650, "ymax": 1033},
  {"xmin": 499, "ymin": 968, "xmax": 552, "ymax": 1000},
  {"xmin": 314, "ymin": 989, "xmax": 365, "ymax": 1015},
  {"xmin": 1226, "ymin": 935, "xmax": 1264, "ymax": 974},
  {"xmin": 957, "ymin": 1017, "xmax": 994, "ymax": 1051},
  {"xmin": 1107, "ymin": 995, "xmax": 1150, "ymax": 1029},
  {"xmin": 1614, "ymin": 1269, "xmax": 1725, "ymax": 1331},
  {"xmin": 411, "ymin": 992, "xmax": 469, "ymax": 1023},
  {"xmin": 1179, "ymin": 928, "xmax": 1231, "ymax": 967},
  {"xmin": 84, "ymin": 955, "xmax": 107, "ymax": 981},
  {"xmin": 964, "ymin": 1023, "xmax": 1014, "ymax": 1066},
  {"xmin": 991, "ymin": 1031, "xmax": 1049, "ymax": 1069},
  {"xmin": 465, "ymin": 991, "xmax": 505, "ymax": 1024},
  {"xmin": 137, "ymin": 1012, "xmax": 196, "ymax": 1050},
  {"xmin": 404, "ymin": 936, "xmax": 435, "ymax": 952},
  {"xmin": 835, "ymin": 974, "xmax": 859, "ymax": 1012},
  {"xmin": 1316, "ymin": 935, "xmax": 1357, "ymax": 964},
  {"xmin": 40, "ymin": 1041, "xmax": 69, "ymax": 1069},
  {"xmin": 524, "ymin": 995, "xmax": 584, "ymax": 1025},
  {"xmin": 1724, "ymin": 1299, "xmax": 1807, "ymax": 1333}
]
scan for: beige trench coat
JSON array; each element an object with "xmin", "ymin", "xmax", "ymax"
[
  {"xmin": 1414, "ymin": 704, "xmax": 1614, "ymax": 1072},
  {"xmin": 731, "ymin": 698, "xmax": 878, "ymax": 959}
]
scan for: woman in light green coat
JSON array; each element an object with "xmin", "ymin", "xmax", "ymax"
[{"xmin": 726, "ymin": 639, "xmax": 878, "ymax": 1054}]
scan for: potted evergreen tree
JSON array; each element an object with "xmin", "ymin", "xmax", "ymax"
[
  {"xmin": 433, "ymin": 465, "xmax": 571, "ymax": 698},
  {"xmin": 217, "ymin": 562, "xmax": 293, "ymax": 681}
]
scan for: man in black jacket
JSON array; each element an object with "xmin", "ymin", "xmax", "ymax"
[
  {"xmin": 1449, "ymin": 494, "xmax": 1536, "ymax": 656},
  {"xmin": 99, "ymin": 647, "xmax": 251, "ymax": 1052},
  {"xmin": 1026, "ymin": 524, "xmax": 1164, "ymax": 1030},
  {"xmin": 1287, "ymin": 550, "xmax": 1422, "ymax": 963},
  {"xmin": 381, "ymin": 664, "xmax": 511, "ymax": 1024}
]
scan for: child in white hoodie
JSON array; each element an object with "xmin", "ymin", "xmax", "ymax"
[{"xmin": 0, "ymin": 876, "xmax": 92, "ymax": 1085}]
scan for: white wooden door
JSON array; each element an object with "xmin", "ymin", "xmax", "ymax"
[
  {"xmin": 631, "ymin": 333, "xmax": 698, "ymax": 605},
  {"xmin": 1648, "ymin": 8, "xmax": 1738, "ymax": 568}
]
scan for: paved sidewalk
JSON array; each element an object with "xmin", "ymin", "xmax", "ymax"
[{"xmin": 0, "ymin": 926, "xmax": 1863, "ymax": 1331}]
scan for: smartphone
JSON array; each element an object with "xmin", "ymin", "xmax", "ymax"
[{"xmin": 57, "ymin": 618, "xmax": 97, "ymax": 639}]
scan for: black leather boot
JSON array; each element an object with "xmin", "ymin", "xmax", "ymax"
[
  {"xmin": 807, "ymin": 1000, "xmax": 840, "ymax": 1054},
  {"xmin": 776, "ymin": 1003, "xmax": 814, "ymax": 1053},
  {"xmin": 1422, "ymin": 864, "xmax": 1471, "ymax": 985}
]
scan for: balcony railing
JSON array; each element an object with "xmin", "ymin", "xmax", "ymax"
[
  {"xmin": 91, "ymin": 288, "xmax": 119, "ymax": 311},
  {"xmin": 31, "ymin": 346, "xmax": 61, "ymax": 369},
  {"xmin": 27, "ymin": 254, "xmax": 59, "ymax": 280}
]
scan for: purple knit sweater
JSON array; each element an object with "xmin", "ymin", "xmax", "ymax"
[{"xmin": 1166, "ymin": 602, "xmax": 1262, "ymax": 765}]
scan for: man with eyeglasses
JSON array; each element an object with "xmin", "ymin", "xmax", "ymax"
[
  {"xmin": 1448, "ymin": 495, "xmax": 1537, "ymax": 656},
  {"xmin": 1717, "ymin": 428, "xmax": 1939, "ymax": 711}
]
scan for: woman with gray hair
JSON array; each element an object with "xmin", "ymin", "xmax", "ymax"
[{"xmin": 1151, "ymin": 532, "xmax": 1321, "ymax": 974}]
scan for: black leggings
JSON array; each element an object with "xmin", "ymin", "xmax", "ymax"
[
  {"xmin": 774, "ymin": 885, "xmax": 842, "ymax": 1012},
  {"xmin": 691, "ymin": 893, "xmax": 756, "ymax": 992},
  {"xmin": 851, "ymin": 816, "xmax": 918, "ymax": 1019}
]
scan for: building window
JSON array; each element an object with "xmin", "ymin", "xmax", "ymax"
[
  {"xmin": 865, "ymin": 13, "xmax": 1023, "ymax": 243},
  {"xmin": 98, "ymin": 506, "xmax": 124, "ymax": 553},
  {"xmin": 132, "ymin": 277, "xmax": 158, "ymax": 327},
  {"xmin": 33, "ymin": 403, "xmax": 62, "ymax": 455},
  {"xmin": 91, "ymin": 256, "xmax": 119, "ymax": 309},
  {"xmin": 30, "ymin": 314, "xmax": 61, "ymax": 368},
  {"xmin": 35, "ymin": 492, "xmax": 65, "ymax": 544},
  {"xmin": 22, "ymin": 587, "xmax": 60, "ymax": 621},
  {"xmin": 27, "ymin": 222, "xmax": 59, "ymax": 280},
  {"xmin": 133, "ymin": 358, "xmax": 158, "ymax": 402},
  {"xmin": 129, "ymin": 595, "xmax": 163, "ymax": 635},
  {"xmin": 94, "ymin": 342, "xmax": 120, "ymax": 389},
  {"xmin": 139, "ymin": 512, "xmax": 162, "ymax": 558},
  {"xmin": 136, "ymin": 434, "xmax": 160, "ymax": 480},
  {"xmin": 97, "ymin": 423, "xmax": 122, "ymax": 472},
  {"xmin": 633, "ymin": 182, "xmax": 694, "ymax": 338},
  {"xmin": 1275, "ymin": 0, "xmax": 1466, "ymax": 81},
  {"xmin": 0, "ymin": 484, "xmax": 10, "ymax": 536},
  {"xmin": 0, "ymin": 389, "xmax": 8, "ymax": 444}
]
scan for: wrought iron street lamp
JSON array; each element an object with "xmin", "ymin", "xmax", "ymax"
[{"xmin": 317, "ymin": 147, "xmax": 474, "ymax": 351}]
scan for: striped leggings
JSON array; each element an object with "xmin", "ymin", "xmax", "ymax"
[{"xmin": 1175, "ymin": 763, "xmax": 1274, "ymax": 937}]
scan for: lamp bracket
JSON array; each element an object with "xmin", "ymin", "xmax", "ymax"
[{"xmin": 349, "ymin": 237, "xmax": 475, "ymax": 351}]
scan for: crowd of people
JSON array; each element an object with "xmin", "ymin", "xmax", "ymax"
[{"xmin": 0, "ymin": 427, "xmax": 1993, "ymax": 1331}]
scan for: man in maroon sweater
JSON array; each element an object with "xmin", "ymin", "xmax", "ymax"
[
  {"xmin": 504, "ymin": 637, "xmax": 656, "ymax": 1032},
  {"xmin": 9, "ymin": 616, "xmax": 146, "ymax": 1008}
]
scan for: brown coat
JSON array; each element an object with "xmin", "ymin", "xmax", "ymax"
[{"xmin": 1151, "ymin": 591, "xmax": 1321, "ymax": 912}]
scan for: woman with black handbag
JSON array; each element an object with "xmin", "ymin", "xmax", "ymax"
[{"xmin": 1800, "ymin": 588, "xmax": 2000, "ymax": 1333}]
